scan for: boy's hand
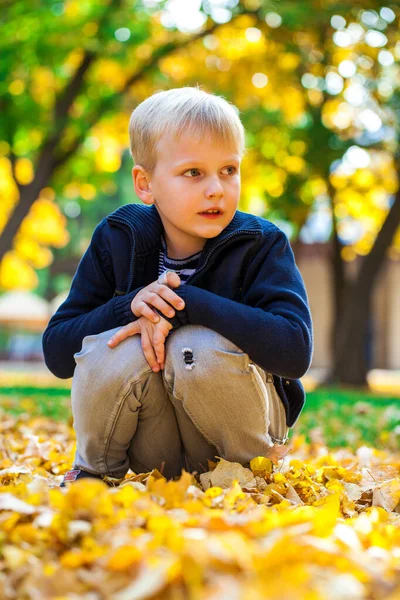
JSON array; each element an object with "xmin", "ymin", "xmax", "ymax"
[
  {"xmin": 107, "ymin": 315, "xmax": 172, "ymax": 372},
  {"xmin": 131, "ymin": 271, "xmax": 185, "ymax": 323}
]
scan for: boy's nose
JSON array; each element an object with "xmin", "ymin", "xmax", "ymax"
[{"xmin": 205, "ymin": 177, "xmax": 224, "ymax": 198}]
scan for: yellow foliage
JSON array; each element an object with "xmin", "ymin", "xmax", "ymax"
[
  {"xmin": 66, "ymin": 479, "xmax": 110, "ymax": 511},
  {"xmin": 61, "ymin": 544, "xmax": 108, "ymax": 568},
  {"xmin": 63, "ymin": 48, "xmax": 85, "ymax": 70},
  {"xmin": 280, "ymin": 87, "xmax": 306, "ymax": 124},
  {"xmin": 160, "ymin": 55, "xmax": 192, "ymax": 80},
  {"xmin": 0, "ymin": 251, "xmax": 38, "ymax": 290},
  {"xmin": 284, "ymin": 155, "xmax": 306, "ymax": 174},
  {"xmin": 92, "ymin": 113, "xmax": 130, "ymax": 150},
  {"xmin": 9, "ymin": 80, "xmax": 25, "ymax": 96},
  {"xmin": 250, "ymin": 456, "xmax": 273, "ymax": 476},
  {"xmin": 290, "ymin": 140, "xmax": 307, "ymax": 156},
  {"xmin": 278, "ymin": 52, "xmax": 301, "ymax": 71},
  {"xmin": 79, "ymin": 183, "xmax": 96, "ymax": 201},
  {"xmin": 341, "ymin": 246, "xmax": 357, "ymax": 262},
  {"xmin": 0, "ymin": 141, "xmax": 10, "ymax": 156},
  {"xmin": 321, "ymin": 99, "xmax": 344, "ymax": 130},
  {"xmin": 329, "ymin": 151, "xmax": 399, "ymax": 257},
  {"xmin": 91, "ymin": 59, "xmax": 127, "ymax": 92},
  {"xmin": 20, "ymin": 198, "xmax": 69, "ymax": 247},
  {"xmin": 30, "ymin": 67, "xmax": 57, "ymax": 107},
  {"xmin": 329, "ymin": 172, "xmax": 348, "ymax": 190},
  {"xmin": 100, "ymin": 152, "xmax": 122, "ymax": 173},
  {"xmin": 64, "ymin": 0, "xmax": 81, "ymax": 19},
  {"xmin": 2, "ymin": 2, "xmax": 400, "ymax": 302},
  {"xmin": 107, "ymin": 544, "xmax": 142, "ymax": 571},
  {"xmin": 0, "ymin": 406, "xmax": 399, "ymax": 596},
  {"xmin": 262, "ymin": 91, "xmax": 281, "ymax": 111},
  {"xmin": 0, "ymin": 163, "xmax": 70, "ymax": 289},
  {"xmin": 13, "ymin": 236, "xmax": 53, "ymax": 269},
  {"xmin": 353, "ymin": 169, "xmax": 375, "ymax": 189},
  {"xmin": 15, "ymin": 158, "xmax": 34, "ymax": 185},
  {"xmin": 83, "ymin": 22, "xmax": 98, "ymax": 37}
]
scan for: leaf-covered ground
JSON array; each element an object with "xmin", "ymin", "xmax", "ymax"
[{"xmin": 0, "ymin": 389, "xmax": 399, "ymax": 599}]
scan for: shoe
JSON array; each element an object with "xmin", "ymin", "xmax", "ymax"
[{"xmin": 60, "ymin": 468, "xmax": 107, "ymax": 487}]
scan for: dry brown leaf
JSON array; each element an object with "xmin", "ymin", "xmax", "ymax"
[
  {"xmin": 199, "ymin": 457, "xmax": 257, "ymax": 490},
  {"xmin": 372, "ymin": 479, "xmax": 400, "ymax": 512}
]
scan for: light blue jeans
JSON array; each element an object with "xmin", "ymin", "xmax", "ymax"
[{"xmin": 71, "ymin": 325, "xmax": 289, "ymax": 480}]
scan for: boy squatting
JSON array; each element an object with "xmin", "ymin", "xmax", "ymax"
[{"xmin": 42, "ymin": 87, "xmax": 313, "ymax": 487}]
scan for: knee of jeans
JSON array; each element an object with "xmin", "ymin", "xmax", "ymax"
[
  {"xmin": 164, "ymin": 325, "xmax": 245, "ymax": 378},
  {"xmin": 73, "ymin": 327, "xmax": 150, "ymax": 384}
]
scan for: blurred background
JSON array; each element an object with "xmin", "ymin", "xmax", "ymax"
[{"xmin": 1, "ymin": 0, "xmax": 399, "ymax": 398}]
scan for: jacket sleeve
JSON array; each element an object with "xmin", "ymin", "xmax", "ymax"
[
  {"xmin": 171, "ymin": 227, "xmax": 313, "ymax": 379},
  {"xmin": 42, "ymin": 220, "xmax": 144, "ymax": 379}
]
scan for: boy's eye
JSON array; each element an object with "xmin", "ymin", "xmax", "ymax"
[
  {"xmin": 183, "ymin": 166, "xmax": 237, "ymax": 177},
  {"xmin": 222, "ymin": 166, "xmax": 237, "ymax": 175},
  {"xmin": 183, "ymin": 168, "xmax": 201, "ymax": 177}
]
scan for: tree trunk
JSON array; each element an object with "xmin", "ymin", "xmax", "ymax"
[
  {"xmin": 329, "ymin": 180, "xmax": 400, "ymax": 386},
  {"xmin": 0, "ymin": 151, "xmax": 57, "ymax": 264},
  {"xmin": 330, "ymin": 281, "xmax": 372, "ymax": 386}
]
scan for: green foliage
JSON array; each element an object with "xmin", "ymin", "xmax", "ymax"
[{"xmin": 1, "ymin": 385, "xmax": 399, "ymax": 451}]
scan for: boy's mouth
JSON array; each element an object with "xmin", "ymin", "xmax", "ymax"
[{"xmin": 198, "ymin": 209, "xmax": 223, "ymax": 217}]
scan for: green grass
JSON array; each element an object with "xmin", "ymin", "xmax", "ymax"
[
  {"xmin": 296, "ymin": 386, "xmax": 400, "ymax": 451},
  {"xmin": 0, "ymin": 385, "xmax": 399, "ymax": 451},
  {"xmin": 0, "ymin": 386, "xmax": 71, "ymax": 422}
]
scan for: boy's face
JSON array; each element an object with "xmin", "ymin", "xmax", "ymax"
[{"xmin": 133, "ymin": 130, "xmax": 241, "ymax": 259}]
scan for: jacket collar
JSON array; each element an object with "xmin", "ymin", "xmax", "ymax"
[{"xmin": 106, "ymin": 203, "xmax": 262, "ymax": 255}]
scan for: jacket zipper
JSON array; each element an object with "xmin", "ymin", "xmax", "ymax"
[
  {"xmin": 184, "ymin": 230, "xmax": 258, "ymax": 286},
  {"xmin": 107, "ymin": 215, "xmax": 137, "ymax": 294},
  {"xmin": 107, "ymin": 216, "xmax": 258, "ymax": 292}
]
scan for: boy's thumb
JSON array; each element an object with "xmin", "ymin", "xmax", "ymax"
[{"xmin": 166, "ymin": 271, "xmax": 181, "ymax": 287}]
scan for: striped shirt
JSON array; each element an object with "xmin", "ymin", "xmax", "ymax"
[{"xmin": 158, "ymin": 231, "xmax": 201, "ymax": 285}]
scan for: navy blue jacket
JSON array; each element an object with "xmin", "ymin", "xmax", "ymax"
[{"xmin": 42, "ymin": 203, "xmax": 313, "ymax": 427}]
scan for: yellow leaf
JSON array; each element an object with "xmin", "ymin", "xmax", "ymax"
[
  {"xmin": 249, "ymin": 456, "xmax": 273, "ymax": 476},
  {"xmin": 15, "ymin": 158, "xmax": 34, "ymax": 185},
  {"xmin": 107, "ymin": 544, "xmax": 142, "ymax": 571}
]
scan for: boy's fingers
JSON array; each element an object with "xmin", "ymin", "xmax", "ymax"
[
  {"xmin": 166, "ymin": 271, "xmax": 181, "ymax": 287},
  {"xmin": 154, "ymin": 272, "xmax": 185, "ymax": 311},
  {"xmin": 158, "ymin": 270, "xmax": 182, "ymax": 291},
  {"xmin": 142, "ymin": 294, "xmax": 177, "ymax": 319},
  {"xmin": 141, "ymin": 328, "xmax": 160, "ymax": 372},
  {"xmin": 158, "ymin": 271, "xmax": 178, "ymax": 287},
  {"xmin": 107, "ymin": 321, "xmax": 139, "ymax": 347},
  {"xmin": 153, "ymin": 332, "xmax": 166, "ymax": 366},
  {"xmin": 155, "ymin": 346, "xmax": 164, "ymax": 367},
  {"xmin": 136, "ymin": 301, "xmax": 160, "ymax": 323},
  {"xmin": 155, "ymin": 286, "xmax": 185, "ymax": 312}
]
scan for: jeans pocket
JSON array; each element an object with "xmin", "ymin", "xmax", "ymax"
[
  {"xmin": 248, "ymin": 364, "xmax": 289, "ymax": 445},
  {"xmin": 126, "ymin": 384, "xmax": 142, "ymax": 414},
  {"xmin": 266, "ymin": 378, "xmax": 289, "ymax": 444}
]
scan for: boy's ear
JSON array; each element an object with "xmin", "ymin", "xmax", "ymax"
[{"xmin": 132, "ymin": 165, "xmax": 153, "ymax": 205}]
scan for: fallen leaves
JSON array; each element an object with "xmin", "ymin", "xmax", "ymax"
[{"xmin": 0, "ymin": 411, "xmax": 399, "ymax": 599}]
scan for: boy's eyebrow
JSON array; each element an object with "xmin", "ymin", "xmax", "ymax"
[{"xmin": 174, "ymin": 156, "xmax": 241, "ymax": 168}]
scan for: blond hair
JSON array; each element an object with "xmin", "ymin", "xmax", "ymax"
[{"xmin": 128, "ymin": 86, "xmax": 246, "ymax": 173}]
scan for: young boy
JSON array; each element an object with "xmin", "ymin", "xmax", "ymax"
[{"xmin": 42, "ymin": 87, "xmax": 313, "ymax": 487}]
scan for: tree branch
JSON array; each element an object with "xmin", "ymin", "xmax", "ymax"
[
  {"xmin": 54, "ymin": 16, "xmax": 234, "ymax": 168},
  {"xmin": 38, "ymin": 0, "xmax": 123, "ymax": 159},
  {"xmin": 0, "ymin": 7, "xmax": 254, "ymax": 264},
  {"xmin": 357, "ymin": 164, "xmax": 400, "ymax": 291}
]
